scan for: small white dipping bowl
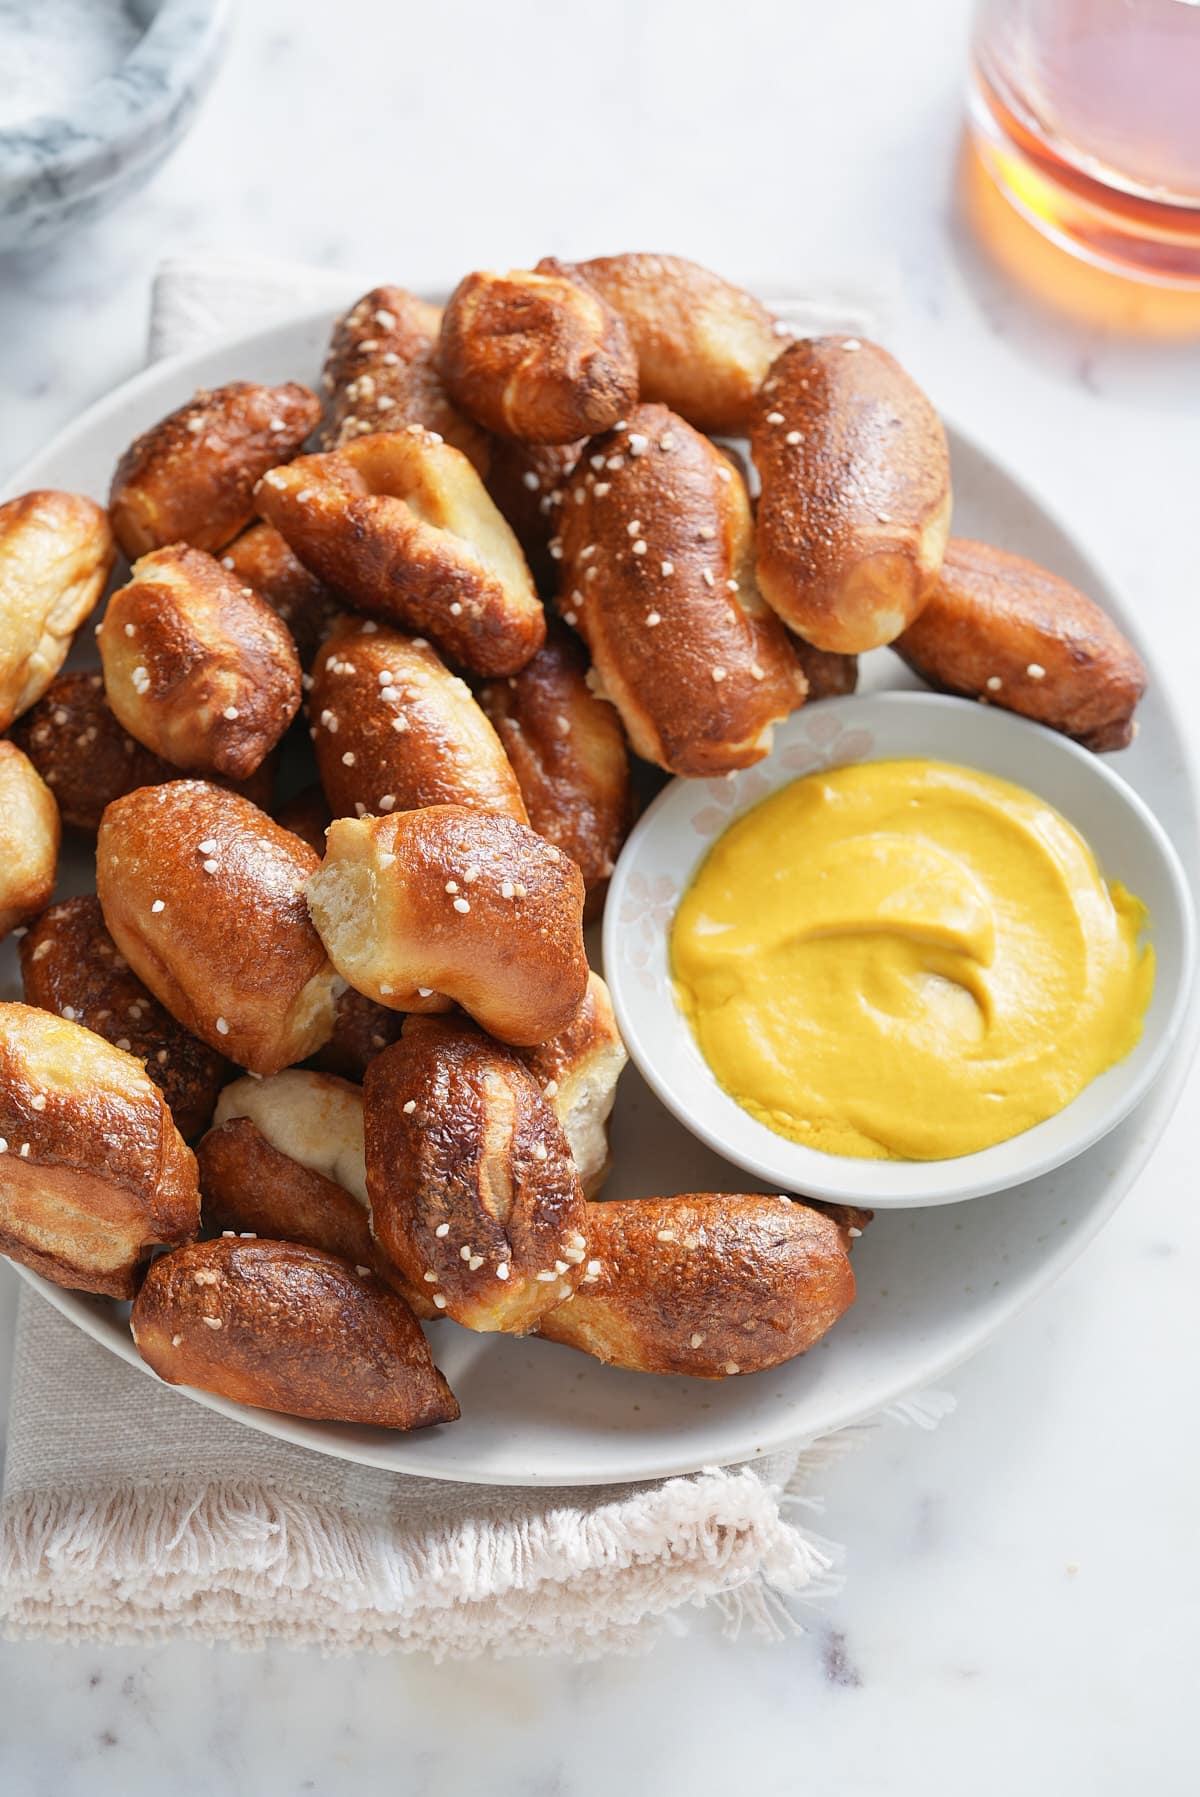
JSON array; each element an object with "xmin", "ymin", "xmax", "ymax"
[{"xmin": 604, "ymin": 690, "xmax": 1195, "ymax": 1208}]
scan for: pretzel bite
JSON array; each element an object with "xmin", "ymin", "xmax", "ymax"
[
  {"xmin": 311, "ymin": 985, "xmax": 404, "ymax": 1081},
  {"xmin": 538, "ymin": 1194, "xmax": 857, "ymax": 1377},
  {"xmin": 365, "ymin": 1018, "xmax": 589, "ymax": 1333},
  {"xmin": 514, "ymin": 972, "xmax": 626, "ymax": 1198},
  {"xmin": 203, "ymin": 1069, "xmax": 434, "ymax": 1315},
  {"xmin": 578, "ymin": 253, "xmax": 784, "ymax": 436},
  {"xmin": 98, "ymin": 545, "xmax": 301, "ymax": 780},
  {"xmin": 0, "ymin": 490, "xmax": 115, "ymax": 732},
  {"xmin": 559, "ymin": 406, "xmax": 808, "ymax": 775},
  {"xmin": 478, "ymin": 625, "xmax": 633, "ymax": 911},
  {"xmin": 483, "ymin": 438, "xmax": 581, "ymax": 591},
  {"xmin": 894, "ymin": 538, "xmax": 1148, "ymax": 752},
  {"xmin": 308, "ymin": 619, "xmax": 528, "ymax": 823},
  {"xmin": 439, "ymin": 259, "xmax": 638, "ymax": 444},
  {"xmin": 108, "ymin": 380, "xmax": 321, "ymax": 559},
  {"xmin": 255, "ymin": 426, "xmax": 545, "ymax": 677},
  {"xmin": 306, "ymin": 806, "xmax": 588, "ymax": 1045},
  {"xmin": 10, "ymin": 671, "xmax": 274, "ymax": 833},
  {"xmin": 791, "ymin": 639, "xmax": 859, "ymax": 701},
  {"xmin": 0, "ymin": 1001, "xmax": 199, "ymax": 1297},
  {"xmin": 220, "ymin": 522, "xmax": 341, "ymax": 665},
  {"xmin": 322, "ymin": 285, "xmax": 490, "ymax": 470},
  {"xmin": 96, "ymin": 781, "xmax": 338, "ymax": 1075},
  {"xmin": 752, "ymin": 337, "xmax": 951, "ymax": 653},
  {"xmin": 0, "ymin": 745, "xmax": 59, "ymax": 942},
  {"xmin": 19, "ymin": 896, "xmax": 226, "ymax": 1138},
  {"xmin": 131, "ymin": 1238, "xmax": 458, "ymax": 1429}
]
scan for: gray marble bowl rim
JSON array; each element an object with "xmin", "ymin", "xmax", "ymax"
[{"xmin": 0, "ymin": 0, "xmax": 232, "ymax": 200}]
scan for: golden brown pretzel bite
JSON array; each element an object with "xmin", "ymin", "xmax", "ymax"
[
  {"xmin": 10, "ymin": 671, "xmax": 275, "ymax": 833},
  {"xmin": 751, "ymin": 336, "xmax": 951, "ymax": 653},
  {"xmin": 131, "ymin": 1238, "xmax": 458, "ymax": 1429},
  {"xmin": 894, "ymin": 538, "xmax": 1148, "ymax": 752},
  {"xmin": 0, "ymin": 744, "xmax": 59, "ymax": 942},
  {"xmin": 108, "ymin": 380, "xmax": 321, "ymax": 559},
  {"xmin": 308, "ymin": 618, "xmax": 528, "ymax": 824},
  {"xmin": 483, "ymin": 438, "xmax": 581, "ymax": 592},
  {"xmin": 513, "ymin": 972, "xmax": 626, "ymax": 1198},
  {"xmin": 98, "ymin": 545, "xmax": 302, "ymax": 780},
  {"xmin": 791, "ymin": 639, "xmax": 859, "ymax": 701},
  {"xmin": 199, "ymin": 1117, "xmax": 373, "ymax": 1256},
  {"xmin": 439, "ymin": 259, "xmax": 638, "ymax": 444},
  {"xmin": 219, "ymin": 522, "xmax": 341, "ymax": 666},
  {"xmin": 538, "ymin": 1193, "xmax": 857, "ymax": 1377},
  {"xmin": 558, "ymin": 405, "xmax": 808, "ymax": 775},
  {"xmin": 311, "ymin": 986, "xmax": 404, "ymax": 1081},
  {"xmin": 306, "ymin": 806, "xmax": 589, "ymax": 1046},
  {"xmin": 19, "ymin": 896, "xmax": 227, "ymax": 1139},
  {"xmin": 322, "ymin": 285, "xmax": 490, "ymax": 470},
  {"xmin": 0, "ymin": 490, "xmax": 115, "ymax": 732},
  {"xmin": 0, "ymin": 1001, "xmax": 199, "ymax": 1297},
  {"xmin": 96, "ymin": 781, "xmax": 338, "ymax": 1075},
  {"xmin": 255, "ymin": 426, "xmax": 545, "ymax": 677},
  {"xmin": 365, "ymin": 1018, "xmax": 589, "ymax": 1334},
  {"xmin": 478, "ymin": 626, "xmax": 633, "ymax": 911},
  {"xmin": 578, "ymin": 252, "xmax": 785, "ymax": 435},
  {"xmin": 202, "ymin": 1069, "xmax": 434, "ymax": 1315}
]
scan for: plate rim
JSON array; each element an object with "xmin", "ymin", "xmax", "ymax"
[{"xmin": 4, "ymin": 302, "xmax": 1199, "ymax": 1485}]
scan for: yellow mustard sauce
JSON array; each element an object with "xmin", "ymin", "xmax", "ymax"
[{"xmin": 671, "ymin": 758, "xmax": 1154, "ymax": 1161}]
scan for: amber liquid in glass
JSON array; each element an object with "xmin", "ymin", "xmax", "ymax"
[{"xmin": 969, "ymin": 0, "xmax": 1200, "ymax": 285}]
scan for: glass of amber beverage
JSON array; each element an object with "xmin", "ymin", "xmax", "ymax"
[{"xmin": 969, "ymin": 0, "xmax": 1200, "ymax": 286}]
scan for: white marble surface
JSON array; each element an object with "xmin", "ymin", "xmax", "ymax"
[{"xmin": 1, "ymin": 0, "xmax": 1198, "ymax": 1789}]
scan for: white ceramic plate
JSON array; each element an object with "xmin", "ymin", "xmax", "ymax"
[
  {"xmin": 2, "ymin": 308, "xmax": 1197, "ymax": 1485},
  {"xmin": 606, "ymin": 691, "xmax": 1194, "ymax": 1207}
]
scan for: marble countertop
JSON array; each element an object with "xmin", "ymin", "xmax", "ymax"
[{"xmin": 1, "ymin": 1, "xmax": 1197, "ymax": 1790}]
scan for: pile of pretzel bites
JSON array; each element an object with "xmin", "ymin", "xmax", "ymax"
[{"xmin": 0, "ymin": 255, "xmax": 1147, "ymax": 1429}]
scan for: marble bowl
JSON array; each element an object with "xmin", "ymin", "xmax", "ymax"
[
  {"xmin": 605, "ymin": 691, "xmax": 1195, "ymax": 1209},
  {"xmin": 0, "ymin": 0, "xmax": 232, "ymax": 252}
]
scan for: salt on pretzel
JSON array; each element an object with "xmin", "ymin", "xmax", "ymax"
[
  {"xmin": 108, "ymin": 380, "xmax": 321, "ymax": 559},
  {"xmin": 305, "ymin": 805, "xmax": 589, "ymax": 1046},
  {"xmin": 751, "ymin": 336, "xmax": 951, "ymax": 653},
  {"xmin": 220, "ymin": 522, "xmax": 341, "ymax": 666},
  {"xmin": 483, "ymin": 437, "xmax": 581, "ymax": 592},
  {"xmin": 98, "ymin": 545, "xmax": 301, "ymax": 780},
  {"xmin": 0, "ymin": 1001, "xmax": 199, "ymax": 1297},
  {"xmin": 255, "ymin": 426, "xmax": 545, "ymax": 677},
  {"xmin": 558, "ymin": 404, "xmax": 808, "ymax": 774},
  {"xmin": 308, "ymin": 617, "xmax": 528, "ymax": 824},
  {"xmin": 20, "ymin": 895, "xmax": 227, "ymax": 1140},
  {"xmin": 438, "ymin": 258, "xmax": 638, "ymax": 444},
  {"xmin": 321, "ymin": 285, "xmax": 490, "ymax": 470},
  {"xmin": 0, "ymin": 744, "xmax": 59, "ymax": 943},
  {"xmin": 10, "ymin": 671, "xmax": 274, "ymax": 834},
  {"xmin": 477, "ymin": 625, "xmax": 633, "ymax": 910},
  {"xmin": 0, "ymin": 490, "xmax": 115, "ymax": 733},
  {"xmin": 578, "ymin": 252, "xmax": 785, "ymax": 435},
  {"xmin": 538, "ymin": 1194, "xmax": 858, "ymax": 1377},
  {"xmin": 131, "ymin": 1237, "xmax": 458, "ymax": 1429},
  {"xmin": 894, "ymin": 538, "xmax": 1147, "ymax": 752},
  {"xmin": 365, "ymin": 1017, "xmax": 589, "ymax": 1334},
  {"xmin": 96, "ymin": 781, "xmax": 338, "ymax": 1076},
  {"xmin": 513, "ymin": 972, "xmax": 627, "ymax": 1199}
]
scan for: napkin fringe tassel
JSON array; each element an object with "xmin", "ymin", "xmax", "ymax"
[{"xmin": 0, "ymin": 1451, "xmax": 849, "ymax": 1657}]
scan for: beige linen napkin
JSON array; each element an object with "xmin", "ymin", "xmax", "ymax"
[{"xmin": 0, "ymin": 255, "xmax": 938, "ymax": 1658}]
